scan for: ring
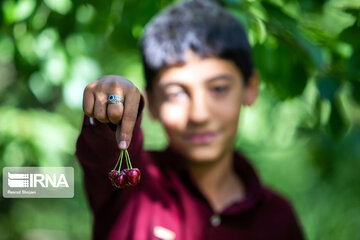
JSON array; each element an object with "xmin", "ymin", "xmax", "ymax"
[{"xmin": 107, "ymin": 95, "xmax": 124, "ymax": 104}]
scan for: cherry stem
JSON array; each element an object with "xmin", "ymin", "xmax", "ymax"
[
  {"xmin": 125, "ymin": 150, "xmax": 132, "ymax": 169},
  {"xmin": 125, "ymin": 149, "xmax": 130, "ymax": 169},
  {"xmin": 118, "ymin": 150, "xmax": 124, "ymax": 172},
  {"xmin": 113, "ymin": 150, "xmax": 123, "ymax": 171}
]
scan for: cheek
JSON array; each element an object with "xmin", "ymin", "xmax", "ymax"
[
  {"xmin": 221, "ymin": 105, "xmax": 241, "ymax": 126},
  {"xmin": 159, "ymin": 103, "xmax": 188, "ymax": 131},
  {"xmin": 214, "ymin": 96, "xmax": 242, "ymax": 129}
]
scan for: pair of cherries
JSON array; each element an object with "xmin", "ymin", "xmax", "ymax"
[{"xmin": 108, "ymin": 150, "xmax": 140, "ymax": 188}]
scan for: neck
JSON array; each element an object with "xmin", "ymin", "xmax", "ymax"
[{"xmin": 187, "ymin": 151, "xmax": 245, "ymax": 213}]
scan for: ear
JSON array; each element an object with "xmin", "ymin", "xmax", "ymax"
[
  {"xmin": 244, "ymin": 71, "xmax": 259, "ymax": 106},
  {"xmin": 144, "ymin": 90, "xmax": 160, "ymax": 119}
]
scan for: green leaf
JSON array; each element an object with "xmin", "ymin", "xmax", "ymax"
[
  {"xmin": 262, "ymin": 2, "xmax": 325, "ymax": 68},
  {"xmin": 328, "ymin": 99, "xmax": 347, "ymax": 139},
  {"xmin": 44, "ymin": 0, "xmax": 72, "ymax": 15},
  {"xmin": 3, "ymin": 0, "xmax": 36, "ymax": 23},
  {"xmin": 339, "ymin": 23, "xmax": 360, "ymax": 45},
  {"xmin": 350, "ymin": 80, "xmax": 360, "ymax": 104},
  {"xmin": 299, "ymin": 0, "xmax": 328, "ymax": 12},
  {"xmin": 343, "ymin": 7, "xmax": 360, "ymax": 18},
  {"xmin": 254, "ymin": 40, "xmax": 308, "ymax": 99},
  {"xmin": 347, "ymin": 46, "xmax": 360, "ymax": 80},
  {"xmin": 316, "ymin": 74, "xmax": 341, "ymax": 102}
]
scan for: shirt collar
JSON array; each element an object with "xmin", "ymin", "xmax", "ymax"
[{"xmin": 160, "ymin": 147, "xmax": 266, "ymax": 215}]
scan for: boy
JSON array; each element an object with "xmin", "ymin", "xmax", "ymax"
[{"xmin": 76, "ymin": 0, "xmax": 304, "ymax": 239}]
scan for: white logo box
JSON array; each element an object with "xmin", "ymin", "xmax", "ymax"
[{"xmin": 3, "ymin": 167, "xmax": 74, "ymax": 198}]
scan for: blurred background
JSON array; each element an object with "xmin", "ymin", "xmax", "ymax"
[{"xmin": 0, "ymin": 0, "xmax": 359, "ymax": 239}]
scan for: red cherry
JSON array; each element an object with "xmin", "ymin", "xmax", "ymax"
[
  {"xmin": 114, "ymin": 173, "xmax": 126, "ymax": 188},
  {"xmin": 121, "ymin": 169, "xmax": 131, "ymax": 186},
  {"xmin": 126, "ymin": 168, "xmax": 141, "ymax": 185},
  {"xmin": 108, "ymin": 170, "xmax": 119, "ymax": 181}
]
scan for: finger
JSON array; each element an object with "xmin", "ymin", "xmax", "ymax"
[
  {"xmin": 117, "ymin": 89, "xmax": 140, "ymax": 149},
  {"xmin": 93, "ymin": 93, "xmax": 109, "ymax": 123},
  {"xmin": 107, "ymin": 95, "xmax": 124, "ymax": 125},
  {"xmin": 83, "ymin": 84, "xmax": 95, "ymax": 117}
]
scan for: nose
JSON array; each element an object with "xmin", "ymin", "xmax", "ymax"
[{"xmin": 188, "ymin": 91, "xmax": 210, "ymax": 124}]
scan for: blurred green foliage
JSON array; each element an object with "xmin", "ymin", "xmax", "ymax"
[{"xmin": 0, "ymin": 0, "xmax": 360, "ymax": 239}]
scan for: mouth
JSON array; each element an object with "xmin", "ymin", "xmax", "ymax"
[{"xmin": 185, "ymin": 132, "xmax": 218, "ymax": 144}]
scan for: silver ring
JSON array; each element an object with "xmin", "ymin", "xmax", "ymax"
[{"xmin": 107, "ymin": 95, "xmax": 124, "ymax": 104}]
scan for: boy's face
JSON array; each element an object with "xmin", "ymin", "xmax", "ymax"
[{"xmin": 147, "ymin": 51, "xmax": 258, "ymax": 163}]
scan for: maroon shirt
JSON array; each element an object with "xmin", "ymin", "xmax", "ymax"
[{"xmin": 75, "ymin": 114, "xmax": 304, "ymax": 240}]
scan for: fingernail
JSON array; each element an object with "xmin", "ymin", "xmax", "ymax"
[{"xmin": 119, "ymin": 141, "xmax": 127, "ymax": 149}]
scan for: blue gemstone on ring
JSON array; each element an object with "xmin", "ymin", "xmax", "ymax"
[{"xmin": 108, "ymin": 94, "xmax": 123, "ymax": 104}]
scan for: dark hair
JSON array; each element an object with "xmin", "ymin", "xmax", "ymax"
[{"xmin": 140, "ymin": 0, "xmax": 254, "ymax": 90}]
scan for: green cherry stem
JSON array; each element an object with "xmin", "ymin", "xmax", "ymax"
[
  {"xmin": 125, "ymin": 149, "xmax": 130, "ymax": 169},
  {"xmin": 113, "ymin": 150, "xmax": 123, "ymax": 171},
  {"xmin": 125, "ymin": 150, "xmax": 132, "ymax": 169},
  {"xmin": 117, "ymin": 150, "xmax": 124, "ymax": 172}
]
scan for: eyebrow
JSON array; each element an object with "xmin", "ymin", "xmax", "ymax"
[
  {"xmin": 159, "ymin": 74, "xmax": 235, "ymax": 90},
  {"xmin": 206, "ymin": 74, "xmax": 235, "ymax": 83},
  {"xmin": 159, "ymin": 82, "xmax": 183, "ymax": 90}
]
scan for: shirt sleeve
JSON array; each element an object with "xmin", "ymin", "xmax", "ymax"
[{"xmin": 74, "ymin": 96, "xmax": 145, "ymax": 237}]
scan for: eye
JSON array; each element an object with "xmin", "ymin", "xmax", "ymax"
[
  {"xmin": 212, "ymin": 86, "xmax": 229, "ymax": 94},
  {"xmin": 164, "ymin": 90, "xmax": 187, "ymax": 101}
]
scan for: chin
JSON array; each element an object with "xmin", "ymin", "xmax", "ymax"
[
  {"xmin": 182, "ymin": 146, "xmax": 222, "ymax": 164},
  {"xmin": 169, "ymin": 136, "xmax": 230, "ymax": 163}
]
